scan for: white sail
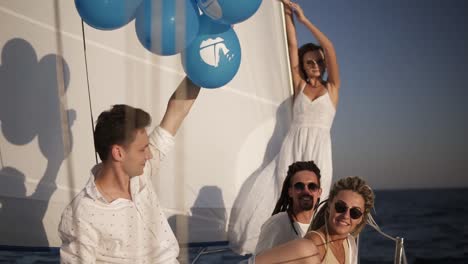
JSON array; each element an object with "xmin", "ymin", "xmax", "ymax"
[{"xmin": 0, "ymin": 0, "xmax": 291, "ymax": 247}]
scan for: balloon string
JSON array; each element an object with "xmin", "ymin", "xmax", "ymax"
[{"xmin": 80, "ymin": 19, "xmax": 98, "ymax": 164}]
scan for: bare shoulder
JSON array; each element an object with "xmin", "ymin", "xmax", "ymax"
[
  {"xmin": 293, "ymin": 79, "xmax": 307, "ymax": 97},
  {"xmin": 304, "ymin": 231, "xmax": 327, "ymax": 261},
  {"xmin": 293, "ymin": 238, "xmax": 319, "ymax": 254},
  {"xmin": 255, "ymin": 238, "xmax": 320, "ymax": 264},
  {"xmin": 304, "ymin": 231, "xmax": 325, "ymax": 245}
]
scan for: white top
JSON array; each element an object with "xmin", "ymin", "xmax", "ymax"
[
  {"xmin": 296, "ymin": 221, "xmax": 310, "ymax": 235},
  {"xmin": 255, "ymin": 212, "xmax": 310, "ymax": 254},
  {"xmin": 59, "ymin": 126, "xmax": 179, "ymax": 264}
]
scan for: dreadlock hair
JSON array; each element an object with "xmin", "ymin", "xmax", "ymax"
[
  {"xmin": 309, "ymin": 176, "xmax": 375, "ymax": 237},
  {"xmin": 298, "ymin": 43, "xmax": 326, "ymax": 83},
  {"xmin": 271, "ymin": 161, "xmax": 321, "ymax": 235},
  {"xmin": 94, "ymin": 104, "xmax": 151, "ymax": 161}
]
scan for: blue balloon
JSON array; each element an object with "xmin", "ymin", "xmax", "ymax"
[
  {"xmin": 197, "ymin": 0, "xmax": 262, "ymax": 25},
  {"xmin": 182, "ymin": 15, "xmax": 241, "ymax": 88},
  {"xmin": 75, "ymin": 0, "xmax": 143, "ymax": 30},
  {"xmin": 135, "ymin": 0, "xmax": 200, "ymax": 56},
  {"xmin": 189, "ymin": 0, "xmax": 199, "ymax": 10}
]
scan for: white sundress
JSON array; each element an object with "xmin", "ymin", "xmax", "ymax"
[{"xmin": 228, "ymin": 83, "xmax": 336, "ymax": 254}]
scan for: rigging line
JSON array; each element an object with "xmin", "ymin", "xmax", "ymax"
[
  {"xmin": 0, "ymin": 118, "xmax": 3, "ymax": 167},
  {"xmin": 367, "ymin": 214, "xmax": 397, "ymax": 242},
  {"xmin": 53, "ymin": 0, "xmax": 77, "ymax": 197},
  {"xmin": 80, "ymin": 20, "xmax": 98, "ymax": 164},
  {"xmin": 0, "ymin": 137, "xmax": 4, "ymax": 168}
]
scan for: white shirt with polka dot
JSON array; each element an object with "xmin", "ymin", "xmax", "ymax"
[{"xmin": 59, "ymin": 126, "xmax": 179, "ymax": 264}]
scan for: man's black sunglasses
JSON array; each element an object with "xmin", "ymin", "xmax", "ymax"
[{"xmin": 293, "ymin": 182, "xmax": 320, "ymax": 192}]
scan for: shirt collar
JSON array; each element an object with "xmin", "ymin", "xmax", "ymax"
[
  {"xmin": 85, "ymin": 163, "xmax": 108, "ymax": 203},
  {"xmin": 85, "ymin": 163, "xmax": 148, "ymax": 202}
]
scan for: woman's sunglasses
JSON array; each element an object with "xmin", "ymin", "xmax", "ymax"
[
  {"xmin": 293, "ymin": 182, "xmax": 320, "ymax": 192},
  {"xmin": 334, "ymin": 200, "xmax": 363, "ymax": 220},
  {"xmin": 305, "ymin": 58, "xmax": 325, "ymax": 67}
]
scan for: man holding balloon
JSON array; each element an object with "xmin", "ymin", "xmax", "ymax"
[
  {"xmin": 59, "ymin": 77, "xmax": 200, "ymax": 263},
  {"xmin": 64, "ymin": 0, "xmax": 262, "ymax": 262}
]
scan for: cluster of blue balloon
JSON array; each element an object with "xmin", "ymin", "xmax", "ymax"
[{"xmin": 75, "ymin": 0, "xmax": 262, "ymax": 88}]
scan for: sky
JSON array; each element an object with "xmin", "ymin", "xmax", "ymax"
[{"xmin": 292, "ymin": 0, "xmax": 468, "ymax": 189}]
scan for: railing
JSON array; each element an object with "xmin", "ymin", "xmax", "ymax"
[
  {"xmin": 191, "ymin": 247, "xmax": 230, "ymax": 264},
  {"xmin": 190, "ymin": 215, "xmax": 408, "ymax": 264},
  {"xmin": 366, "ymin": 214, "xmax": 408, "ymax": 264}
]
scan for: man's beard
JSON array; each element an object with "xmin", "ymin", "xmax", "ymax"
[{"xmin": 298, "ymin": 195, "xmax": 315, "ymax": 211}]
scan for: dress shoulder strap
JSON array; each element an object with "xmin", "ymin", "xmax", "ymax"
[
  {"xmin": 307, "ymin": 230, "xmax": 327, "ymax": 245},
  {"xmin": 300, "ymin": 81, "xmax": 307, "ymax": 93}
]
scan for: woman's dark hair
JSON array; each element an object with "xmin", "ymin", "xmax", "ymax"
[
  {"xmin": 298, "ymin": 43, "xmax": 325, "ymax": 82},
  {"xmin": 94, "ymin": 104, "xmax": 151, "ymax": 161},
  {"xmin": 309, "ymin": 176, "xmax": 375, "ymax": 237}
]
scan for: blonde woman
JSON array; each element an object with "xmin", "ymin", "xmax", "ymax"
[
  {"xmin": 306, "ymin": 176, "xmax": 375, "ymax": 263},
  {"xmin": 244, "ymin": 177, "xmax": 374, "ymax": 264}
]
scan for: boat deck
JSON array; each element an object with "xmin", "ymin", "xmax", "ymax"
[{"xmin": 0, "ymin": 244, "xmax": 251, "ymax": 264}]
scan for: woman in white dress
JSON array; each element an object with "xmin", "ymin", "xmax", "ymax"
[{"xmin": 229, "ymin": 0, "xmax": 341, "ymax": 254}]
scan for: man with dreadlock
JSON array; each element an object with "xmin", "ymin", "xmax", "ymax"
[{"xmin": 255, "ymin": 161, "xmax": 322, "ymax": 254}]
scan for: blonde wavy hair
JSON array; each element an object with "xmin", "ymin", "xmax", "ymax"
[{"xmin": 309, "ymin": 176, "xmax": 375, "ymax": 236}]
